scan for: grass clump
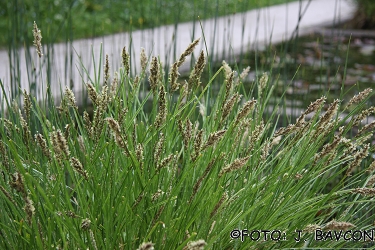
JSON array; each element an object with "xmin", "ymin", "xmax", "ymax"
[{"xmin": 1, "ymin": 27, "xmax": 375, "ymax": 249}]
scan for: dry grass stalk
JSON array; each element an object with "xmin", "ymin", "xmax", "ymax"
[
  {"xmin": 219, "ymin": 156, "xmax": 250, "ymax": 177},
  {"xmin": 346, "ymin": 88, "xmax": 372, "ymax": 109},
  {"xmin": 177, "ymin": 38, "xmax": 200, "ymax": 67},
  {"xmin": 32, "ymin": 21, "xmax": 43, "ymax": 58},
  {"xmin": 137, "ymin": 242, "xmax": 155, "ymax": 250},
  {"xmin": 154, "ymin": 84, "xmax": 167, "ymax": 129},
  {"xmin": 323, "ymin": 220, "xmax": 355, "ymax": 230},
  {"xmin": 122, "ymin": 47, "xmax": 130, "ymax": 75},
  {"xmin": 70, "ymin": 157, "xmax": 88, "ymax": 180},
  {"xmin": 188, "ymin": 50, "xmax": 206, "ymax": 89},
  {"xmin": 352, "ymin": 187, "xmax": 375, "ymax": 196},
  {"xmin": 149, "ymin": 56, "xmax": 160, "ymax": 94},
  {"xmin": 202, "ymin": 130, "xmax": 226, "ymax": 150},
  {"xmin": 104, "ymin": 54, "xmax": 110, "ymax": 85},
  {"xmin": 183, "ymin": 239, "xmax": 207, "ymax": 250}
]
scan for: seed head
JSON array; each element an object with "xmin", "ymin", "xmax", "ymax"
[
  {"xmin": 346, "ymin": 88, "xmax": 372, "ymax": 109},
  {"xmin": 122, "ymin": 46, "xmax": 130, "ymax": 75},
  {"xmin": 235, "ymin": 98, "xmax": 257, "ymax": 125},
  {"xmin": 304, "ymin": 96, "xmax": 327, "ymax": 115},
  {"xmin": 177, "ymin": 38, "xmax": 200, "ymax": 67},
  {"xmin": 323, "ymin": 220, "xmax": 355, "ymax": 230},
  {"xmin": 87, "ymin": 83, "xmax": 99, "ymax": 106},
  {"xmin": 149, "ymin": 56, "xmax": 160, "ymax": 94},
  {"xmin": 137, "ymin": 242, "xmax": 154, "ymax": 250},
  {"xmin": 169, "ymin": 62, "xmax": 180, "ymax": 91},
  {"xmin": 140, "ymin": 48, "xmax": 148, "ymax": 72},
  {"xmin": 23, "ymin": 90, "xmax": 32, "ymax": 122},
  {"xmin": 70, "ymin": 157, "xmax": 88, "ymax": 180},
  {"xmin": 188, "ymin": 50, "xmax": 206, "ymax": 89},
  {"xmin": 106, "ymin": 117, "xmax": 121, "ymax": 137},
  {"xmin": 218, "ymin": 156, "xmax": 250, "ymax": 177},
  {"xmin": 81, "ymin": 218, "xmax": 91, "ymax": 230},
  {"xmin": 221, "ymin": 93, "xmax": 240, "ymax": 123},
  {"xmin": 154, "ymin": 84, "xmax": 167, "ymax": 129},
  {"xmin": 183, "ymin": 239, "xmax": 207, "ymax": 250},
  {"xmin": 35, "ymin": 133, "xmax": 51, "ymax": 160},
  {"xmin": 202, "ymin": 130, "xmax": 226, "ymax": 150},
  {"xmin": 235, "ymin": 66, "xmax": 250, "ymax": 86},
  {"xmin": 104, "ymin": 54, "xmax": 110, "ymax": 85},
  {"xmin": 32, "ymin": 21, "xmax": 43, "ymax": 58},
  {"xmin": 258, "ymin": 72, "xmax": 268, "ymax": 97}
]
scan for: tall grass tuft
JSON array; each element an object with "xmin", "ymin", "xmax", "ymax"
[{"xmin": 1, "ymin": 28, "xmax": 375, "ymax": 249}]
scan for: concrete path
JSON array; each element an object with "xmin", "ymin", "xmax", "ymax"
[{"xmin": 0, "ymin": 0, "xmax": 355, "ymax": 105}]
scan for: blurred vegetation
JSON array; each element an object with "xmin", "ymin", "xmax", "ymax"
[
  {"xmin": 346, "ymin": 0, "xmax": 375, "ymax": 29},
  {"xmin": 0, "ymin": 0, "xmax": 295, "ymax": 48}
]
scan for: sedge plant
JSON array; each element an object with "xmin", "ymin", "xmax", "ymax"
[{"xmin": 1, "ymin": 26, "xmax": 375, "ymax": 249}]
